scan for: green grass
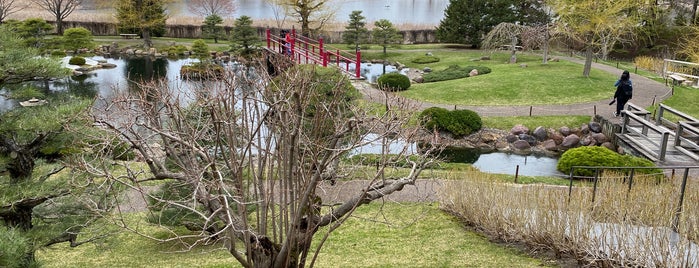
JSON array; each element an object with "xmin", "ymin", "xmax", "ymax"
[
  {"xmin": 37, "ymin": 203, "xmax": 553, "ymax": 267},
  {"xmin": 396, "ymin": 52, "xmax": 615, "ymax": 106}
]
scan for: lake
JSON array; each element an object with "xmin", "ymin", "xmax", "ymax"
[{"xmin": 80, "ymin": 0, "xmax": 450, "ymax": 26}]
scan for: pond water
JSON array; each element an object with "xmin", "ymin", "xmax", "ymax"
[{"xmin": 2, "ymin": 57, "xmax": 560, "ymax": 177}]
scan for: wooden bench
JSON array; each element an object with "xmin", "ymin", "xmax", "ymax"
[
  {"xmin": 120, "ymin": 33, "xmax": 139, "ymax": 39},
  {"xmin": 668, "ymin": 74, "xmax": 687, "ymax": 85}
]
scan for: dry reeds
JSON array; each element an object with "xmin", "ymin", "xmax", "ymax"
[{"xmin": 440, "ymin": 170, "xmax": 699, "ymax": 267}]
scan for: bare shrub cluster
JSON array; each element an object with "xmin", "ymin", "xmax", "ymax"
[{"xmin": 440, "ymin": 170, "xmax": 699, "ymax": 267}]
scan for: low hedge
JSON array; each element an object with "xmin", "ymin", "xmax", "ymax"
[
  {"xmin": 423, "ymin": 65, "xmax": 491, "ymax": 83},
  {"xmin": 419, "ymin": 107, "xmax": 482, "ymax": 137},
  {"xmin": 377, "ymin": 72, "xmax": 411, "ymax": 91},
  {"xmin": 412, "ymin": 56, "xmax": 440, "ymax": 64}
]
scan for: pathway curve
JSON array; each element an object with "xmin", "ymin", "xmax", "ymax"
[{"xmin": 352, "ymin": 56, "xmax": 674, "ymax": 119}]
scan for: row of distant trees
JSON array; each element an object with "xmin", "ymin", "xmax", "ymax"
[{"xmin": 436, "ymin": 0, "xmax": 699, "ymax": 77}]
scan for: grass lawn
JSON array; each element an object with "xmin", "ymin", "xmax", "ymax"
[{"xmin": 37, "ymin": 203, "xmax": 553, "ymax": 268}]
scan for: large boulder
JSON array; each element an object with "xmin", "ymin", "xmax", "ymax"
[
  {"xmin": 518, "ymin": 134, "xmax": 538, "ymax": 146},
  {"xmin": 559, "ymin": 126, "xmax": 571, "ymax": 136},
  {"xmin": 511, "ymin": 124, "xmax": 529, "ymax": 135},
  {"xmin": 469, "ymin": 69, "xmax": 479, "ymax": 77},
  {"xmin": 589, "ymin": 122, "xmax": 603, "ymax": 133},
  {"xmin": 506, "ymin": 134, "xmax": 519, "ymax": 143},
  {"xmin": 591, "ymin": 133, "xmax": 609, "ymax": 144},
  {"xmin": 532, "ymin": 126, "xmax": 547, "ymax": 141},
  {"xmin": 560, "ymin": 134, "xmax": 580, "ymax": 149},
  {"xmin": 512, "ymin": 140, "xmax": 531, "ymax": 150},
  {"xmin": 542, "ymin": 139, "xmax": 558, "ymax": 151}
]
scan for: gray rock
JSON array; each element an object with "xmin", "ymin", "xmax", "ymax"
[
  {"xmin": 581, "ymin": 124, "xmax": 590, "ymax": 135},
  {"xmin": 423, "ymin": 67, "xmax": 432, "ymax": 73},
  {"xmin": 601, "ymin": 142, "xmax": 615, "ymax": 151},
  {"xmin": 413, "ymin": 77, "xmax": 424, "ymax": 83},
  {"xmin": 469, "ymin": 69, "xmax": 479, "ymax": 77},
  {"xmin": 100, "ymin": 63, "xmax": 117, "ymax": 68},
  {"xmin": 560, "ymin": 134, "xmax": 580, "ymax": 148},
  {"xmin": 532, "ymin": 126, "xmax": 548, "ymax": 141},
  {"xmin": 589, "ymin": 122, "xmax": 603, "ymax": 133},
  {"xmin": 542, "ymin": 139, "xmax": 558, "ymax": 151},
  {"xmin": 506, "ymin": 134, "xmax": 519, "ymax": 143},
  {"xmin": 518, "ymin": 134, "xmax": 538, "ymax": 146},
  {"xmin": 511, "ymin": 124, "xmax": 529, "ymax": 135},
  {"xmin": 480, "ymin": 56, "xmax": 491, "ymax": 60},
  {"xmin": 592, "ymin": 133, "xmax": 609, "ymax": 144},
  {"xmin": 580, "ymin": 136, "xmax": 594, "ymax": 146},
  {"xmin": 559, "ymin": 126, "xmax": 571, "ymax": 136},
  {"xmin": 512, "ymin": 140, "xmax": 531, "ymax": 150}
]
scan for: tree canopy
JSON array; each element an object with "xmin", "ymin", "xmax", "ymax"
[
  {"xmin": 115, "ymin": 0, "xmax": 168, "ymax": 48},
  {"xmin": 342, "ymin": 10, "xmax": 369, "ymax": 50},
  {"xmin": 372, "ymin": 19, "xmax": 402, "ymax": 54},
  {"xmin": 436, "ymin": 0, "xmax": 548, "ymax": 48}
]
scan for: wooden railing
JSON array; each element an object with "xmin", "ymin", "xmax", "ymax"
[
  {"xmin": 265, "ymin": 28, "xmax": 361, "ymax": 78},
  {"xmin": 621, "ymin": 111, "xmax": 672, "ymax": 161}
]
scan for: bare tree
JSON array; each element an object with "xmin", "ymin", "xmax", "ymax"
[
  {"xmin": 269, "ymin": 0, "xmax": 337, "ymax": 37},
  {"xmin": 482, "ymin": 22, "xmax": 525, "ymax": 63},
  {"xmin": 187, "ymin": 0, "xmax": 235, "ymax": 17},
  {"xmin": 265, "ymin": 0, "xmax": 290, "ymax": 29},
  {"xmin": 78, "ymin": 59, "xmax": 436, "ymax": 267},
  {"xmin": 32, "ymin": 0, "xmax": 81, "ymax": 35},
  {"xmin": 0, "ymin": 0, "xmax": 29, "ymax": 24}
]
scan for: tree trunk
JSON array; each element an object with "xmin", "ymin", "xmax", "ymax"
[
  {"xmin": 8, "ymin": 151, "xmax": 35, "ymax": 183},
  {"xmin": 583, "ymin": 46, "xmax": 593, "ymax": 77},
  {"xmin": 542, "ymin": 25, "xmax": 549, "ymax": 64},
  {"xmin": 56, "ymin": 18, "xmax": 64, "ymax": 35},
  {"xmin": 143, "ymin": 29, "xmax": 152, "ymax": 48},
  {"xmin": 693, "ymin": 0, "xmax": 698, "ymax": 24}
]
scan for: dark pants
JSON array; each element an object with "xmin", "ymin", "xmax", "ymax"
[{"xmin": 616, "ymin": 97, "xmax": 630, "ymax": 115}]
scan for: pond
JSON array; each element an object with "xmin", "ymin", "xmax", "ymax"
[
  {"xmin": 80, "ymin": 0, "xmax": 450, "ymax": 26},
  {"xmin": 2, "ymin": 57, "xmax": 561, "ymax": 177}
]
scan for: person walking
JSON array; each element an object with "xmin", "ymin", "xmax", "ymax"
[{"xmin": 612, "ymin": 70, "xmax": 633, "ymax": 117}]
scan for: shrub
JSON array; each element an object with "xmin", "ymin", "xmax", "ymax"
[
  {"xmin": 557, "ymin": 146, "xmax": 660, "ymax": 177},
  {"xmin": 412, "ymin": 56, "xmax": 440, "ymax": 64},
  {"xmin": 423, "ymin": 65, "xmax": 491, "ymax": 82},
  {"xmin": 191, "ymin": 39, "xmax": 210, "ymax": 61},
  {"xmin": 377, "ymin": 72, "xmax": 410, "ymax": 91},
  {"xmin": 419, "ymin": 107, "xmax": 482, "ymax": 137},
  {"xmin": 68, "ymin": 56, "xmax": 86, "ymax": 66},
  {"xmin": 166, "ymin": 45, "xmax": 189, "ymax": 56},
  {"xmin": 50, "ymin": 50, "xmax": 67, "ymax": 57},
  {"xmin": 633, "ymin": 56, "xmax": 663, "ymax": 73},
  {"xmin": 62, "ymin": 27, "xmax": 94, "ymax": 52}
]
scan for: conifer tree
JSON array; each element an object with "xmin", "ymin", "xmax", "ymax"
[{"xmin": 342, "ymin": 10, "xmax": 369, "ymax": 50}]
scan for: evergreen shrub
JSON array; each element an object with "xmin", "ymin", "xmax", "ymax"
[
  {"xmin": 377, "ymin": 72, "xmax": 410, "ymax": 91},
  {"xmin": 419, "ymin": 107, "xmax": 482, "ymax": 137},
  {"xmin": 423, "ymin": 65, "xmax": 491, "ymax": 82},
  {"xmin": 412, "ymin": 56, "xmax": 440, "ymax": 64},
  {"xmin": 557, "ymin": 146, "xmax": 661, "ymax": 177},
  {"xmin": 68, "ymin": 56, "xmax": 86, "ymax": 65}
]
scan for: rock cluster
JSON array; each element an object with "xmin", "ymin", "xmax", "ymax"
[{"xmin": 433, "ymin": 122, "xmax": 616, "ymax": 157}]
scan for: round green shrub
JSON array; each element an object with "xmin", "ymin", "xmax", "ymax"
[
  {"xmin": 412, "ymin": 56, "xmax": 440, "ymax": 64},
  {"xmin": 377, "ymin": 72, "xmax": 411, "ymax": 91},
  {"xmin": 419, "ymin": 107, "xmax": 482, "ymax": 137},
  {"xmin": 68, "ymin": 56, "xmax": 86, "ymax": 66},
  {"xmin": 557, "ymin": 146, "xmax": 662, "ymax": 178}
]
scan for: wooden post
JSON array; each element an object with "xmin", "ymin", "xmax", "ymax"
[
  {"xmin": 529, "ymin": 106, "xmax": 533, "ymax": 116},
  {"xmin": 355, "ymin": 48, "xmax": 361, "ymax": 78}
]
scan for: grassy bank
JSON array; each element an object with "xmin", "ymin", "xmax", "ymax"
[{"xmin": 37, "ymin": 203, "xmax": 554, "ymax": 267}]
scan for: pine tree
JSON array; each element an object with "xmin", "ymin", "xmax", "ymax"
[
  {"xmin": 231, "ymin": 16, "xmax": 257, "ymax": 56},
  {"xmin": 372, "ymin": 19, "xmax": 401, "ymax": 54},
  {"xmin": 116, "ymin": 0, "xmax": 168, "ymax": 48},
  {"xmin": 342, "ymin": 10, "xmax": 369, "ymax": 50},
  {"xmin": 202, "ymin": 14, "xmax": 225, "ymax": 43}
]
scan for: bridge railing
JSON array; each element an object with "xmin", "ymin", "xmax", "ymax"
[
  {"xmin": 675, "ymin": 122, "xmax": 699, "ymax": 161},
  {"xmin": 621, "ymin": 111, "xmax": 672, "ymax": 161},
  {"xmin": 265, "ymin": 28, "xmax": 361, "ymax": 78},
  {"xmin": 656, "ymin": 103, "xmax": 699, "ymax": 130}
]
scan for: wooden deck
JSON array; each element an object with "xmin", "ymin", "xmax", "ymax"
[{"xmin": 616, "ymin": 104, "xmax": 699, "ymax": 165}]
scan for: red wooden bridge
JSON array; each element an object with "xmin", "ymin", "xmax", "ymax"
[{"xmin": 265, "ymin": 28, "xmax": 362, "ymax": 78}]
